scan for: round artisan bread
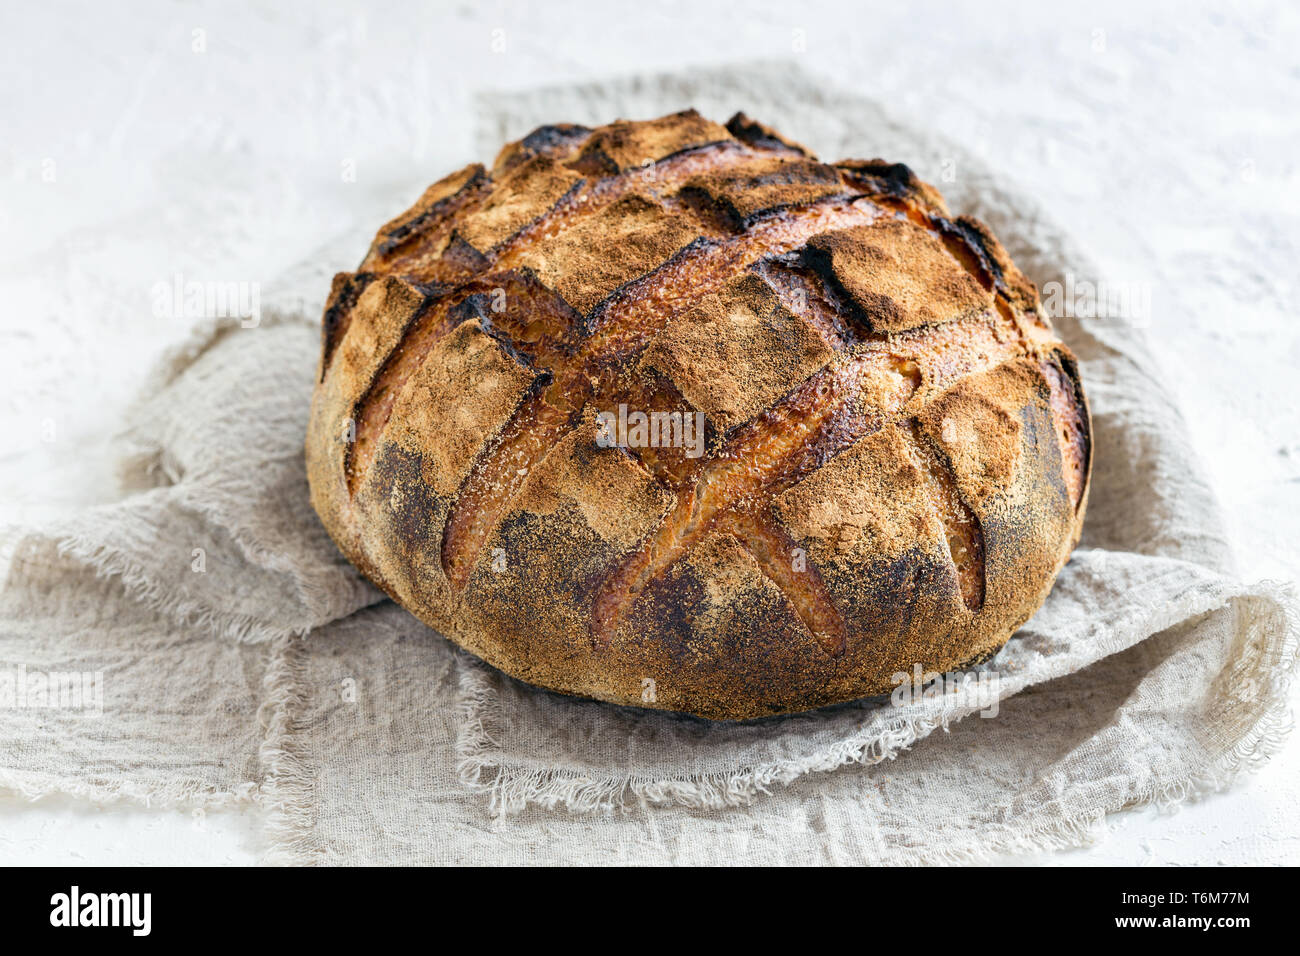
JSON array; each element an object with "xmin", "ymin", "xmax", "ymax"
[{"xmin": 306, "ymin": 109, "xmax": 1091, "ymax": 720}]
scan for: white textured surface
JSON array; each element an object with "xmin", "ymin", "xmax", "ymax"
[{"xmin": 1, "ymin": 0, "xmax": 1297, "ymax": 865}]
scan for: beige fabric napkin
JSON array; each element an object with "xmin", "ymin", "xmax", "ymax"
[{"xmin": 2, "ymin": 64, "xmax": 1296, "ymax": 864}]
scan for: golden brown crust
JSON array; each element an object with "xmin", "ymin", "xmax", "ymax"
[
  {"xmin": 570, "ymin": 108, "xmax": 732, "ymax": 174},
  {"xmin": 305, "ymin": 110, "xmax": 1092, "ymax": 720},
  {"xmin": 678, "ymin": 156, "xmax": 849, "ymax": 228},
  {"xmin": 641, "ymin": 273, "xmax": 836, "ymax": 433},
  {"xmin": 456, "ymin": 155, "xmax": 585, "ymax": 254},
  {"xmin": 512, "ymin": 194, "xmax": 700, "ymax": 314},
  {"xmin": 802, "ymin": 220, "xmax": 991, "ymax": 333}
]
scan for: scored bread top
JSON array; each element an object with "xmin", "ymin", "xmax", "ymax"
[{"xmin": 306, "ymin": 109, "xmax": 1091, "ymax": 720}]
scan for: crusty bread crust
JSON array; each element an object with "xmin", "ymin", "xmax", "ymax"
[{"xmin": 306, "ymin": 110, "xmax": 1091, "ymax": 720}]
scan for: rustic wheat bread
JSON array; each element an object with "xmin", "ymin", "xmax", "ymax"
[{"xmin": 305, "ymin": 109, "xmax": 1091, "ymax": 720}]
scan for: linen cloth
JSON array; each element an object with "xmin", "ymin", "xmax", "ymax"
[{"xmin": 1, "ymin": 64, "xmax": 1295, "ymax": 864}]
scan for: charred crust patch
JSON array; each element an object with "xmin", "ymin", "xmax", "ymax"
[
  {"xmin": 370, "ymin": 163, "xmax": 491, "ymax": 261},
  {"xmin": 521, "ymin": 122, "xmax": 592, "ymax": 154},
  {"xmin": 320, "ymin": 271, "xmax": 376, "ymax": 380},
  {"xmin": 725, "ymin": 111, "xmax": 813, "ymax": 156},
  {"xmin": 493, "ymin": 123, "xmax": 594, "ymax": 175},
  {"xmin": 1039, "ymin": 348, "xmax": 1092, "ymax": 512},
  {"xmin": 926, "ymin": 215, "xmax": 1040, "ymax": 314},
  {"xmin": 836, "ymin": 158, "xmax": 949, "ymax": 215}
]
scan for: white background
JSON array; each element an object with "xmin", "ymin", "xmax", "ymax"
[{"xmin": 1, "ymin": 0, "xmax": 1297, "ymax": 864}]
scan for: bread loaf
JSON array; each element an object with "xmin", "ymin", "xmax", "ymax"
[{"xmin": 306, "ymin": 110, "xmax": 1091, "ymax": 720}]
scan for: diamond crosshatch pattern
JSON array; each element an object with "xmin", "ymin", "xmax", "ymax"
[{"xmin": 306, "ymin": 110, "xmax": 1090, "ymax": 720}]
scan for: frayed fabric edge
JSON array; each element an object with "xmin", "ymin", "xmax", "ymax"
[
  {"xmin": 0, "ymin": 313, "xmax": 370, "ymax": 647},
  {"xmin": 0, "ymin": 602, "xmax": 321, "ymax": 862},
  {"xmin": 0, "ymin": 768, "xmax": 258, "ymax": 812},
  {"xmin": 5, "ymin": 528, "xmax": 1294, "ymax": 864},
  {"xmin": 3, "ymin": 518, "xmax": 335, "ymax": 646},
  {"xmin": 50, "ymin": 533, "xmax": 311, "ymax": 645},
  {"xmin": 910, "ymin": 590, "xmax": 1297, "ymax": 865},
  {"xmin": 257, "ymin": 634, "xmax": 324, "ymax": 866},
  {"xmin": 451, "ymin": 583, "xmax": 1298, "ymax": 864}
]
